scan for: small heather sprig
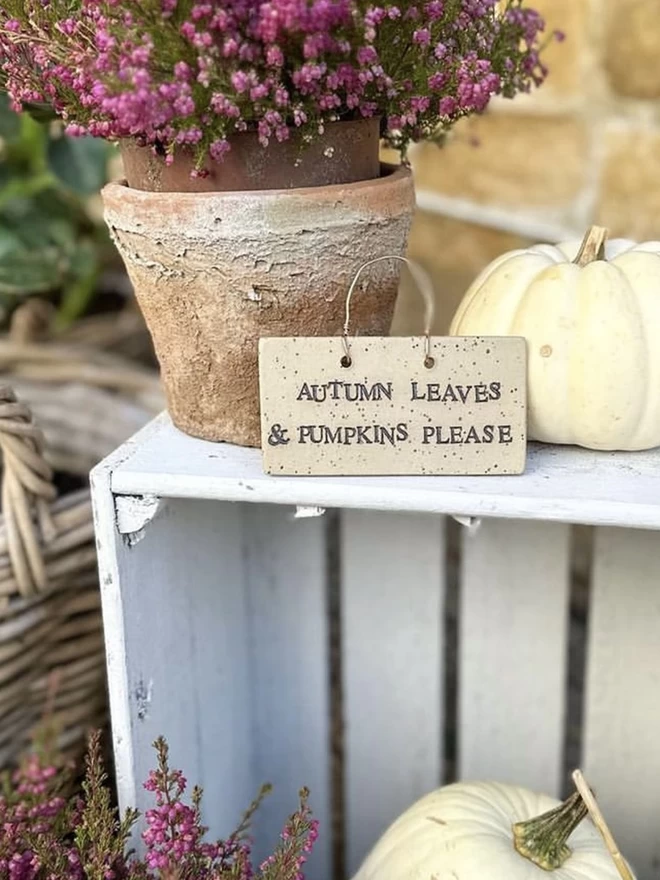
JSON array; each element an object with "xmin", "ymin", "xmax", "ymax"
[
  {"xmin": 259, "ymin": 790, "xmax": 319, "ymax": 880},
  {"xmin": 73, "ymin": 730, "xmax": 137, "ymax": 880},
  {"xmin": 0, "ymin": 730, "xmax": 319, "ymax": 880},
  {"xmin": 0, "ymin": 0, "xmax": 560, "ymax": 171}
]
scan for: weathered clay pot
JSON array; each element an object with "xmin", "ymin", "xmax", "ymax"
[
  {"xmin": 121, "ymin": 117, "xmax": 381, "ymax": 193},
  {"xmin": 103, "ymin": 164, "xmax": 414, "ymax": 446}
]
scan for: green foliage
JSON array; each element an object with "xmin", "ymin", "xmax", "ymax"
[
  {"xmin": 48, "ymin": 134, "xmax": 112, "ymax": 196},
  {"xmin": 0, "ymin": 92, "xmax": 114, "ymax": 326},
  {"xmin": 0, "ymin": 94, "xmax": 20, "ymax": 141},
  {"xmin": 74, "ymin": 730, "xmax": 139, "ymax": 880}
]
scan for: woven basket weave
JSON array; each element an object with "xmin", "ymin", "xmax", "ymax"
[{"xmin": 0, "ymin": 321, "xmax": 162, "ymax": 768}]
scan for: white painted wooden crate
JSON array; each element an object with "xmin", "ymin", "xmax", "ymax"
[{"xmin": 91, "ymin": 413, "xmax": 660, "ymax": 880}]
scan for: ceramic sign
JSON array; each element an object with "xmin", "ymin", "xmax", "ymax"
[{"xmin": 259, "ymin": 335, "xmax": 527, "ymax": 476}]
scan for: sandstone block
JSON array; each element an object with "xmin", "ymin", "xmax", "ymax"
[
  {"xmin": 411, "ymin": 114, "xmax": 589, "ymax": 212},
  {"xmin": 524, "ymin": 0, "xmax": 591, "ymax": 100},
  {"xmin": 605, "ymin": 0, "xmax": 660, "ymax": 99},
  {"xmin": 597, "ymin": 125, "xmax": 660, "ymax": 239}
]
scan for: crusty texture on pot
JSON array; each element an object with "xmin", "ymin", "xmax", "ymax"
[{"xmin": 102, "ymin": 166, "xmax": 415, "ymax": 447}]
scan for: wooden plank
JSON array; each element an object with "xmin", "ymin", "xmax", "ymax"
[
  {"xmin": 242, "ymin": 505, "xmax": 331, "ymax": 880},
  {"xmin": 91, "ymin": 462, "xmax": 255, "ymax": 851},
  {"xmin": 583, "ymin": 528, "xmax": 660, "ymax": 880},
  {"xmin": 112, "ymin": 415, "xmax": 660, "ymax": 532},
  {"xmin": 90, "ymin": 417, "xmax": 170, "ymax": 820},
  {"xmin": 459, "ymin": 519, "xmax": 570, "ymax": 795},
  {"xmin": 341, "ymin": 510, "xmax": 445, "ymax": 876}
]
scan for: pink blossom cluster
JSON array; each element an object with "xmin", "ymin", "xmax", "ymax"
[
  {"xmin": 0, "ymin": 0, "xmax": 558, "ymax": 168},
  {"xmin": 0, "ymin": 733, "xmax": 319, "ymax": 880},
  {"xmin": 140, "ymin": 760, "xmax": 253, "ymax": 878},
  {"xmin": 0, "ymin": 753, "xmax": 82, "ymax": 880}
]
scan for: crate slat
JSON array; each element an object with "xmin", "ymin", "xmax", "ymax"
[
  {"xmin": 95, "ymin": 495, "xmax": 255, "ymax": 843},
  {"xmin": 341, "ymin": 510, "xmax": 445, "ymax": 876},
  {"xmin": 242, "ymin": 506, "xmax": 331, "ymax": 880},
  {"xmin": 112, "ymin": 414, "xmax": 660, "ymax": 531},
  {"xmin": 459, "ymin": 519, "xmax": 571, "ymax": 796},
  {"xmin": 583, "ymin": 527, "xmax": 660, "ymax": 880}
]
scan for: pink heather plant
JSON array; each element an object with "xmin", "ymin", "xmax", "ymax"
[
  {"xmin": 0, "ymin": 730, "xmax": 319, "ymax": 880},
  {"xmin": 0, "ymin": 1, "xmax": 559, "ymax": 172}
]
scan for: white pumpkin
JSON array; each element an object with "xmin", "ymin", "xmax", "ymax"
[
  {"xmin": 449, "ymin": 227, "xmax": 660, "ymax": 451},
  {"xmin": 352, "ymin": 780, "xmax": 632, "ymax": 880}
]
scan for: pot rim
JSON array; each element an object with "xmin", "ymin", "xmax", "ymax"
[
  {"xmin": 102, "ymin": 162, "xmax": 411, "ymax": 203},
  {"xmin": 119, "ymin": 115, "xmax": 380, "ymax": 152}
]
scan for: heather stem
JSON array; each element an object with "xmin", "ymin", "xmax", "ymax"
[{"xmin": 512, "ymin": 791, "xmax": 588, "ymax": 870}]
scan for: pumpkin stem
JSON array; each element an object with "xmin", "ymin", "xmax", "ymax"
[
  {"xmin": 512, "ymin": 791, "xmax": 588, "ymax": 870},
  {"xmin": 573, "ymin": 770, "xmax": 634, "ymax": 880},
  {"xmin": 573, "ymin": 226, "xmax": 609, "ymax": 267}
]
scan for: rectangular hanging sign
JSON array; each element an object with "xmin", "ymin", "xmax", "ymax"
[{"xmin": 258, "ymin": 335, "xmax": 527, "ymax": 477}]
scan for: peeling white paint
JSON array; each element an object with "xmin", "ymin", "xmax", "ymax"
[
  {"xmin": 452, "ymin": 514, "xmax": 482, "ymax": 534},
  {"xmin": 115, "ymin": 494, "xmax": 164, "ymax": 544},
  {"xmin": 294, "ymin": 506, "xmax": 327, "ymax": 519}
]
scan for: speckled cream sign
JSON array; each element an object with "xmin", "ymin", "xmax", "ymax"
[{"xmin": 259, "ymin": 336, "xmax": 527, "ymax": 476}]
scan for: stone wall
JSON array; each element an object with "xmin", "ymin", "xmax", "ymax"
[{"xmin": 393, "ymin": 0, "xmax": 660, "ymax": 335}]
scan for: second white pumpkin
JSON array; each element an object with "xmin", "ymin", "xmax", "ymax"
[
  {"xmin": 352, "ymin": 780, "xmax": 631, "ymax": 880},
  {"xmin": 449, "ymin": 227, "xmax": 660, "ymax": 451}
]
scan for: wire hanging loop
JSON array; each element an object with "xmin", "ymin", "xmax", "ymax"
[{"xmin": 342, "ymin": 255, "xmax": 436, "ymax": 367}]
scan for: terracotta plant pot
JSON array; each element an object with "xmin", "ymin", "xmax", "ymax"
[
  {"xmin": 121, "ymin": 117, "xmax": 382, "ymax": 192},
  {"xmin": 103, "ymin": 120, "xmax": 415, "ymax": 446}
]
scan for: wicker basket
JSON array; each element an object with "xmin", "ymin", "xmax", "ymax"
[{"xmin": 0, "ymin": 329, "xmax": 162, "ymax": 768}]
